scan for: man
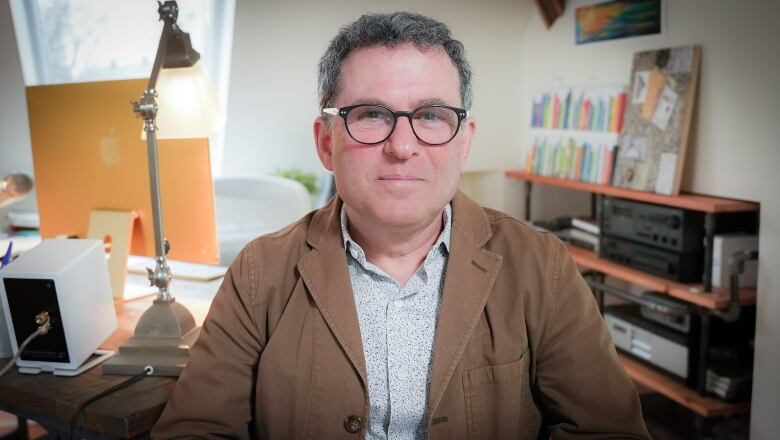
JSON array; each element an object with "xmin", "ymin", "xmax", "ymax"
[{"xmin": 152, "ymin": 12, "xmax": 650, "ymax": 439}]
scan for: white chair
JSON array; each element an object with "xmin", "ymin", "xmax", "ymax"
[{"xmin": 214, "ymin": 175, "xmax": 311, "ymax": 266}]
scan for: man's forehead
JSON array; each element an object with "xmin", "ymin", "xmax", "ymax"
[
  {"xmin": 341, "ymin": 43, "xmax": 452, "ymax": 71},
  {"xmin": 336, "ymin": 43, "xmax": 461, "ymax": 106}
]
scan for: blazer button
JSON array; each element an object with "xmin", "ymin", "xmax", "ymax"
[{"xmin": 343, "ymin": 415, "xmax": 363, "ymax": 434}]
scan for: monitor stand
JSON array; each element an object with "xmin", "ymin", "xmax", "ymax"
[{"xmin": 87, "ymin": 209, "xmax": 137, "ymax": 300}]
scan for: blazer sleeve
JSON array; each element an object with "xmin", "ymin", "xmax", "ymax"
[
  {"xmin": 151, "ymin": 245, "xmax": 264, "ymax": 439},
  {"xmin": 534, "ymin": 237, "xmax": 652, "ymax": 439}
]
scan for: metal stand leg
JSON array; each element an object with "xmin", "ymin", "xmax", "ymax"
[
  {"xmin": 524, "ymin": 181, "xmax": 532, "ymax": 222},
  {"xmin": 694, "ymin": 414, "xmax": 707, "ymax": 440},
  {"xmin": 15, "ymin": 417, "xmax": 27, "ymax": 440},
  {"xmin": 595, "ymin": 273, "xmax": 606, "ymax": 313},
  {"xmin": 697, "ymin": 310, "xmax": 711, "ymax": 395},
  {"xmin": 703, "ymin": 213, "xmax": 715, "ymax": 291},
  {"xmin": 0, "ymin": 417, "xmax": 27, "ymax": 440}
]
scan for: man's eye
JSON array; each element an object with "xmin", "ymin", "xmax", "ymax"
[
  {"xmin": 353, "ymin": 107, "xmax": 389, "ymax": 122},
  {"xmin": 418, "ymin": 111, "xmax": 441, "ymax": 122}
]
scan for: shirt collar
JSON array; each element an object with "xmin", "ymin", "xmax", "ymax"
[{"xmin": 340, "ymin": 203, "xmax": 452, "ymax": 265}]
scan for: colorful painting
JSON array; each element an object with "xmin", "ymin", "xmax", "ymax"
[{"xmin": 576, "ymin": 0, "xmax": 662, "ymax": 44}]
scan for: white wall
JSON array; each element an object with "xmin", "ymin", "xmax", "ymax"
[
  {"xmin": 515, "ymin": 1, "xmax": 780, "ymax": 437},
  {"xmin": 0, "ymin": 0, "xmax": 35, "ymax": 222},
  {"xmin": 1, "ymin": 0, "xmax": 777, "ymax": 434},
  {"xmin": 221, "ymin": 0, "xmax": 532, "ymax": 197}
]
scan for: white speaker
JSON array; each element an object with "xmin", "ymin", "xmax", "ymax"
[{"xmin": 0, "ymin": 239, "xmax": 117, "ymax": 375}]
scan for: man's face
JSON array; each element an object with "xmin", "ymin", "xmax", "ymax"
[{"xmin": 314, "ymin": 43, "xmax": 475, "ymax": 231}]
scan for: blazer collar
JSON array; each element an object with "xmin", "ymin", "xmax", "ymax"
[{"xmin": 299, "ymin": 192, "xmax": 503, "ymax": 410}]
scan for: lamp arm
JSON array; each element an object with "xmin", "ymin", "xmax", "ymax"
[
  {"xmin": 147, "ymin": 19, "xmax": 174, "ymax": 91},
  {"xmin": 130, "ymin": 2, "xmax": 182, "ymax": 303},
  {"xmin": 148, "ymin": 0, "xmax": 180, "ymax": 90}
]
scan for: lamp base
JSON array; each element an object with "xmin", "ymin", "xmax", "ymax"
[{"xmin": 103, "ymin": 299, "xmax": 201, "ymax": 376}]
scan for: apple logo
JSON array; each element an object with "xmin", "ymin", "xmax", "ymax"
[{"xmin": 99, "ymin": 128, "xmax": 121, "ymax": 167}]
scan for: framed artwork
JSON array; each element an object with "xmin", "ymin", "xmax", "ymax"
[
  {"xmin": 576, "ymin": 0, "xmax": 662, "ymax": 45},
  {"xmin": 611, "ymin": 45, "xmax": 702, "ymax": 195}
]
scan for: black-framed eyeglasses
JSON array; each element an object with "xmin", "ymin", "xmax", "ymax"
[{"xmin": 323, "ymin": 104, "xmax": 469, "ymax": 146}]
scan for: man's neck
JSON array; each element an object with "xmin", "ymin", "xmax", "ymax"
[{"xmin": 345, "ymin": 206, "xmax": 444, "ymax": 286}]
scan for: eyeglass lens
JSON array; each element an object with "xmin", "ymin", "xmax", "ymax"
[{"xmin": 346, "ymin": 105, "xmax": 460, "ymax": 145}]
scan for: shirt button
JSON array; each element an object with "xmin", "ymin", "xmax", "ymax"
[
  {"xmin": 343, "ymin": 415, "xmax": 363, "ymax": 434},
  {"xmin": 393, "ymin": 299, "xmax": 403, "ymax": 308}
]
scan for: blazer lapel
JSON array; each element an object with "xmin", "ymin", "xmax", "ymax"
[
  {"xmin": 297, "ymin": 197, "xmax": 367, "ymax": 387},
  {"xmin": 428, "ymin": 193, "xmax": 503, "ymax": 417}
]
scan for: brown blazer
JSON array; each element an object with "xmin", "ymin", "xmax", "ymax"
[{"xmin": 152, "ymin": 192, "xmax": 650, "ymax": 439}]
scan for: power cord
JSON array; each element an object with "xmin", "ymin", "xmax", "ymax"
[
  {"xmin": 0, "ymin": 311, "xmax": 52, "ymax": 377},
  {"xmin": 69, "ymin": 365, "xmax": 154, "ymax": 440}
]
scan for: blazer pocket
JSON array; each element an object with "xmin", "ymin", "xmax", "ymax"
[{"xmin": 462, "ymin": 352, "xmax": 531, "ymax": 440}]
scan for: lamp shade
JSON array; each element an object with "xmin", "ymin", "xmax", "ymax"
[{"xmin": 154, "ymin": 60, "xmax": 225, "ymax": 139}]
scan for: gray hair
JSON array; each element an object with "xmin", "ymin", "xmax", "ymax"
[{"xmin": 318, "ymin": 12, "xmax": 473, "ymax": 111}]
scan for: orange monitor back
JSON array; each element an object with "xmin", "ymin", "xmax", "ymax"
[{"xmin": 26, "ymin": 78, "xmax": 219, "ymax": 264}]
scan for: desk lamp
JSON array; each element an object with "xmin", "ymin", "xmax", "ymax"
[{"xmin": 103, "ymin": 0, "xmax": 223, "ymax": 376}]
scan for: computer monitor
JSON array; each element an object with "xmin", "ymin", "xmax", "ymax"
[{"xmin": 25, "ymin": 78, "xmax": 219, "ymax": 265}]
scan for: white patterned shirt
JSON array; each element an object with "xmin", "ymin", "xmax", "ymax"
[{"xmin": 340, "ymin": 204, "xmax": 451, "ymax": 440}]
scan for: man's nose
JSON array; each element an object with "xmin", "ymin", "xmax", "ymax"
[{"xmin": 383, "ymin": 117, "xmax": 420, "ymax": 160}]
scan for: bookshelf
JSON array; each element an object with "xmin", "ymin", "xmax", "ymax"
[
  {"xmin": 619, "ymin": 354, "xmax": 750, "ymax": 418},
  {"xmin": 506, "ymin": 170, "xmax": 759, "ymax": 420}
]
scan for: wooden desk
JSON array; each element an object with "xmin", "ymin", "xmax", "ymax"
[{"xmin": 0, "ymin": 276, "xmax": 221, "ymax": 439}]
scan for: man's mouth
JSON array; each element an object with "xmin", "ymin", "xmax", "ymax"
[{"xmin": 378, "ymin": 174, "xmax": 424, "ymax": 181}]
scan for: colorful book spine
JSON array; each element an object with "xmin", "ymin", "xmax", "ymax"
[
  {"xmin": 573, "ymin": 144, "xmax": 585, "ymax": 180},
  {"xmin": 584, "ymin": 144, "xmax": 592, "ymax": 183},
  {"xmin": 525, "ymin": 144, "xmax": 535, "ymax": 173},
  {"xmin": 608, "ymin": 96, "xmax": 616, "ymax": 132},
  {"xmin": 545, "ymin": 141, "xmax": 554, "ymax": 176},
  {"xmin": 590, "ymin": 145, "xmax": 605, "ymax": 183},
  {"xmin": 614, "ymin": 92, "xmax": 627, "ymax": 133},
  {"xmin": 601, "ymin": 145, "xmax": 615, "ymax": 184}
]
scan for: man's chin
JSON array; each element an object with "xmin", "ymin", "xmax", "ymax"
[{"xmin": 371, "ymin": 201, "xmax": 444, "ymax": 229}]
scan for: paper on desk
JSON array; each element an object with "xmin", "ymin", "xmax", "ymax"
[
  {"xmin": 126, "ymin": 255, "xmax": 227, "ymax": 281},
  {"xmin": 0, "ymin": 235, "xmax": 42, "ymax": 258},
  {"xmin": 122, "ymin": 283, "xmax": 157, "ymax": 300}
]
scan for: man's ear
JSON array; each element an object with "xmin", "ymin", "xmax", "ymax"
[
  {"xmin": 459, "ymin": 118, "xmax": 476, "ymax": 164},
  {"xmin": 313, "ymin": 116, "xmax": 335, "ymax": 171}
]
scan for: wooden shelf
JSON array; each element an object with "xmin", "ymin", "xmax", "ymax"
[
  {"xmin": 506, "ymin": 170, "xmax": 759, "ymax": 213},
  {"xmin": 509, "ymin": 169, "xmax": 757, "ymax": 419},
  {"xmin": 567, "ymin": 246, "xmax": 756, "ymax": 310},
  {"xmin": 619, "ymin": 354, "xmax": 750, "ymax": 418}
]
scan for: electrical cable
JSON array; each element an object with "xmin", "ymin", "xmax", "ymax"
[
  {"xmin": 69, "ymin": 365, "xmax": 154, "ymax": 440},
  {"xmin": 0, "ymin": 318, "xmax": 52, "ymax": 377}
]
